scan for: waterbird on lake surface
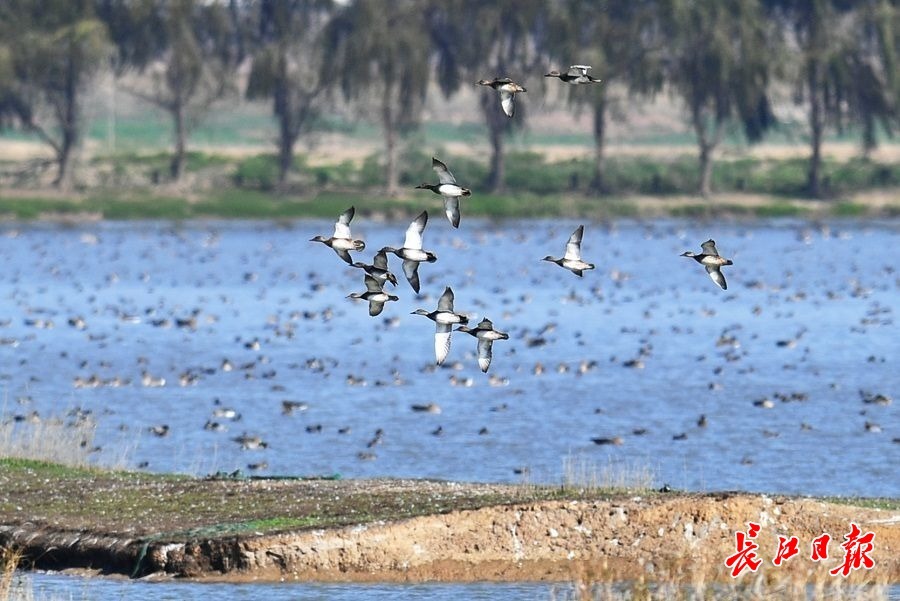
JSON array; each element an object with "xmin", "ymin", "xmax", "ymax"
[
  {"xmin": 415, "ymin": 158, "xmax": 471, "ymax": 228},
  {"xmin": 412, "ymin": 286, "xmax": 469, "ymax": 365},
  {"xmin": 545, "ymin": 65, "xmax": 601, "ymax": 85},
  {"xmin": 542, "ymin": 225, "xmax": 595, "ymax": 277},
  {"xmin": 456, "ymin": 317, "xmax": 509, "ymax": 373},
  {"xmin": 351, "ymin": 249, "xmax": 398, "ymax": 287},
  {"xmin": 381, "ymin": 211, "xmax": 437, "ymax": 293},
  {"xmin": 680, "ymin": 239, "xmax": 733, "ymax": 290},
  {"xmin": 310, "ymin": 206, "xmax": 365, "ymax": 264},
  {"xmin": 477, "ymin": 78, "xmax": 527, "ymax": 117},
  {"xmin": 347, "ymin": 274, "xmax": 399, "ymax": 317},
  {"xmin": 233, "ymin": 433, "xmax": 268, "ymax": 450}
]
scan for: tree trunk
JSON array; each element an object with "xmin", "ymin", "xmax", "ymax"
[
  {"xmin": 275, "ymin": 71, "xmax": 296, "ymax": 188},
  {"xmin": 54, "ymin": 129, "xmax": 75, "ymax": 191},
  {"xmin": 171, "ymin": 100, "xmax": 187, "ymax": 181},
  {"xmin": 807, "ymin": 67, "xmax": 823, "ymax": 198},
  {"xmin": 589, "ymin": 94, "xmax": 608, "ymax": 195},
  {"xmin": 382, "ymin": 87, "xmax": 399, "ymax": 196},
  {"xmin": 54, "ymin": 54, "xmax": 79, "ymax": 191},
  {"xmin": 698, "ymin": 142, "xmax": 713, "ymax": 198},
  {"xmin": 482, "ymin": 94, "xmax": 506, "ymax": 192},
  {"xmin": 690, "ymin": 104, "xmax": 715, "ymax": 198}
]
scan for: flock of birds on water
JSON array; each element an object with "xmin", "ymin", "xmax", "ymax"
[{"xmin": 1, "ymin": 65, "xmax": 896, "ymax": 481}]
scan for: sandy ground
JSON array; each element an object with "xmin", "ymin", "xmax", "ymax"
[{"xmin": 3, "ymin": 490, "xmax": 897, "ymax": 584}]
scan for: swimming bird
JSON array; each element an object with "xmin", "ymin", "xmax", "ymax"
[
  {"xmin": 412, "ymin": 286, "xmax": 469, "ymax": 365},
  {"xmin": 351, "ymin": 249, "xmax": 398, "ymax": 286},
  {"xmin": 415, "ymin": 158, "xmax": 471, "ymax": 228},
  {"xmin": 542, "ymin": 225, "xmax": 595, "ymax": 277},
  {"xmin": 545, "ymin": 65, "xmax": 601, "ymax": 85},
  {"xmin": 456, "ymin": 317, "xmax": 509, "ymax": 373},
  {"xmin": 310, "ymin": 206, "xmax": 365, "ymax": 264},
  {"xmin": 348, "ymin": 274, "xmax": 399, "ymax": 317},
  {"xmin": 477, "ymin": 78, "xmax": 527, "ymax": 117},
  {"xmin": 680, "ymin": 239, "xmax": 733, "ymax": 290},
  {"xmin": 381, "ymin": 211, "xmax": 437, "ymax": 293}
]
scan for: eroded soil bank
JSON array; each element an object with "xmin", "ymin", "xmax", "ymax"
[{"xmin": 3, "ymin": 490, "xmax": 898, "ymax": 584}]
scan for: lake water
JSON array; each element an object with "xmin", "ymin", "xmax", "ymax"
[
  {"xmin": 1, "ymin": 217, "xmax": 898, "ymax": 599},
  {"xmin": 0, "ymin": 218, "xmax": 897, "ymax": 497}
]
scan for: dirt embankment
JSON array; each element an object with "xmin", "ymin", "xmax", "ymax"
[{"xmin": 2, "ymin": 493, "xmax": 898, "ymax": 583}]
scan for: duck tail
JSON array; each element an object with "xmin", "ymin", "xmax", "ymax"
[
  {"xmin": 462, "ymin": 188, "xmax": 472, "ymax": 196},
  {"xmin": 724, "ymin": 259, "xmax": 733, "ymax": 266}
]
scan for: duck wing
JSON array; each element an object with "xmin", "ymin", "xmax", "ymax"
[
  {"xmin": 403, "ymin": 260, "xmax": 421, "ymax": 294},
  {"xmin": 368, "ymin": 300, "xmax": 385, "ymax": 317},
  {"xmin": 431, "ymin": 157, "xmax": 458, "ymax": 185},
  {"xmin": 334, "ymin": 248, "xmax": 353, "ymax": 264},
  {"xmin": 403, "ymin": 211, "xmax": 428, "ymax": 250},
  {"xmin": 443, "ymin": 196, "xmax": 460, "ymax": 228},
  {"xmin": 372, "ymin": 249, "xmax": 389, "ymax": 270},
  {"xmin": 499, "ymin": 90, "xmax": 515, "ymax": 117},
  {"xmin": 705, "ymin": 266, "xmax": 728, "ymax": 290},
  {"xmin": 334, "ymin": 206, "xmax": 355, "ymax": 239},
  {"xmin": 564, "ymin": 225, "xmax": 585, "ymax": 260},
  {"xmin": 437, "ymin": 286, "xmax": 454, "ymax": 312},
  {"xmin": 435, "ymin": 323, "xmax": 452, "ymax": 365},
  {"xmin": 568, "ymin": 65, "xmax": 591, "ymax": 76},
  {"xmin": 477, "ymin": 338, "xmax": 493, "ymax": 373},
  {"xmin": 700, "ymin": 239, "xmax": 720, "ymax": 256},
  {"xmin": 364, "ymin": 274, "xmax": 383, "ymax": 293}
]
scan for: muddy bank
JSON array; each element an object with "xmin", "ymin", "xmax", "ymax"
[{"xmin": 3, "ymin": 493, "xmax": 898, "ymax": 583}]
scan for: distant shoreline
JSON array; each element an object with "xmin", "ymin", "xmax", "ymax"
[{"xmin": 1, "ymin": 188, "xmax": 898, "ymax": 222}]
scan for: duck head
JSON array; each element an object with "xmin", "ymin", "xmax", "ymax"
[
  {"xmin": 680, "ymin": 251, "xmax": 697, "ymax": 258},
  {"xmin": 347, "ymin": 292, "xmax": 365, "ymax": 300},
  {"xmin": 476, "ymin": 79, "xmax": 493, "ymax": 86},
  {"xmin": 542, "ymin": 255, "xmax": 558, "ymax": 263},
  {"xmin": 380, "ymin": 246, "xmax": 398, "ymax": 256},
  {"xmin": 545, "ymin": 70, "xmax": 562, "ymax": 78},
  {"xmin": 310, "ymin": 235, "xmax": 329, "ymax": 244},
  {"xmin": 415, "ymin": 183, "xmax": 440, "ymax": 193},
  {"xmin": 455, "ymin": 325, "xmax": 473, "ymax": 334},
  {"xmin": 411, "ymin": 309, "xmax": 432, "ymax": 317}
]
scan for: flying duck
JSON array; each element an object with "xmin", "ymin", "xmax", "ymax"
[
  {"xmin": 415, "ymin": 158, "xmax": 471, "ymax": 228},
  {"xmin": 380, "ymin": 210, "xmax": 437, "ymax": 293},
  {"xmin": 412, "ymin": 286, "xmax": 469, "ymax": 365},
  {"xmin": 680, "ymin": 239, "xmax": 733, "ymax": 290},
  {"xmin": 351, "ymin": 249, "xmax": 398, "ymax": 286},
  {"xmin": 542, "ymin": 225, "xmax": 596, "ymax": 277},
  {"xmin": 348, "ymin": 274, "xmax": 399, "ymax": 317},
  {"xmin": 310, "ymin": 206, "xmax": 366, "ymax": 264},
  {"xmin": 456, "ymin": 317, "xmax": 509, "ymax": 373},
  {"xmin": 545, "ymin": 65, "xmax": 601, "ymax": 85},
  {"xmin": 477, "ymin": 78, "xmax": 527, "ymax": 117}
]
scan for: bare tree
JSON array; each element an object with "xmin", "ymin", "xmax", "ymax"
[{"xmin": 0, "ymin": 2, "xmax": 112, "ymax": 189}]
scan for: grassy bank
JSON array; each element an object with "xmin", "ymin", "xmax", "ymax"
[
  {"xmin": 0, "ymin": 458, "xmax": 637, "ymax": 539},
  {"xmin": 3, "ymin": 149, "xmax": 900, "ymax": 220},
  {"xmin": 1, "ymin": 188, "xmax": 898, "ymax": 221}
]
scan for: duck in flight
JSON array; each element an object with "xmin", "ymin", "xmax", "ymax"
[
  {"xmin": 545, "ymin": 65, "xmax": 601, "ymax": 85},
  {"xmin": 415, "ymin": 158, "xmax": 471, "ymax": 228},
  {"xmin": 542, "ymin": 225, "xmax": 596, "ymax": 277},
  {"xmin": 412, "ymin": 286, "xmax": 469, "ymax": 365},
  {"xmin": 456, "ymin": 317, "xmax": 509, "ymax": 373},
  {"xmin": 680, "ymin": 239, "xmax": 733, "ymax": 290},
  {"xmin": 351, "ymin": 249, "xmax": 398, "ymax": 287},
  {"xmin": 309, "ymin": 206, "xmax": 365, "ymax": 264},
  {"xmin": 381, "ymin": 210, "xmax": 437, "ymax": 294},
  {"xmin": 477, "ymin": 78, "xmax": 527, "ymax": 117},
  {"xmin": 348, "ymin": 274, "xmax": 399, "ymax": 317}
]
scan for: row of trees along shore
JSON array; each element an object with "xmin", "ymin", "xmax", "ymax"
[{"xmin": 1, "ymin": 0, "xmax": 898, "ymax": 197}]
